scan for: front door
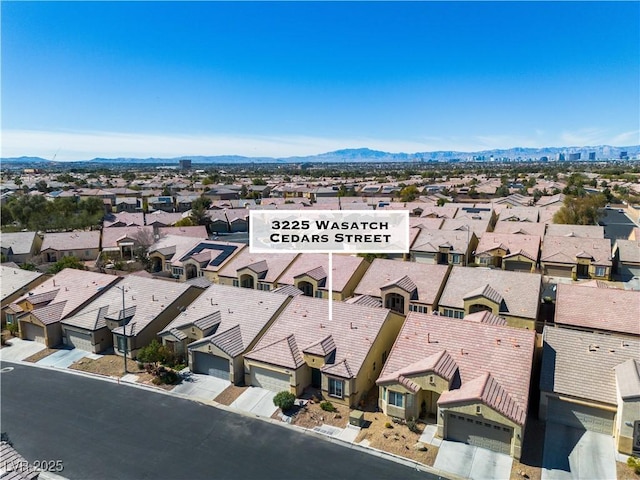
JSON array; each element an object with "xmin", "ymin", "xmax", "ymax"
[{"xmin": 311, "ymin": 368, "xmax": 322, "ymax": 388}]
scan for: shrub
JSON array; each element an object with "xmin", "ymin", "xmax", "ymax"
[
  {"xmin": 407, "ymin": 417, "xmax": 420, "ymax": 433},
  {"xmin": 627, "ymin": 456, "xmax": 640, "ymax": 474},
  {"xmin": 273, "ymin": 391, "xmax": 296, "ymax": 411},
  {"xmin": 320, "ymin": 401, "xmax": 336, "ymax": 412},
  {"xmin": 7, "ymin": 323, "xmax": 19, "ymax": 336},
  {"xmin": 385, "ymin": 422, "xmax": 393, "ymax": 429}
]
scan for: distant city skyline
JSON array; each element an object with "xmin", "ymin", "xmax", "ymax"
[{"xmin": 1, "ymin": 1, "xmax": 638, "ymax": 161}]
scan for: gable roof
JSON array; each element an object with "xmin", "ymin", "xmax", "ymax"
[
  {"xmin": 277, "ymin": 254, "xmax": 366, "ymax": 293},
  {"xmin": 493, "ymin": 221, "xmax": 547, "ymax": 238},
  {"xmin": 541, "ymin": 236, "xmax": 612, "ymax": 266},
  {"xmin": 246, "ymin": 334, "xmax": 304, "ymax": 369},
  {"xmin": 615, "ymin": 359, "xmax": 640, "ymax": 400},
  {"xmin": 411, "ymin": 228, "xmax": 473, "ymax": 254},
  {"xmin": 245, "ymin": 296, "xmax": 394, "ymax": 379},
  {"xmin": 544, "ymin": 224, "xmax": 605, "ymax": 239},
  {"xmin": 217, "ymin": 249, "xmax": 298, "ymax": 283},
  {"xmin": 0, "ymin": 266, "xmax": 44, "ymax": 302},
  {"xmin": 41, "ymin": 231, "xmax": 100, "ymax": 251},
  {"xmin": 381, "ymin": 275, "xmax": 417, "ymax": 294},
  {"xmin": 475, "ymin": 232, "xmax": 541, "ymax": 262},
  {"xmin": 354, "ymin": 258, "xmax": 449, "ymax": 306},
  {"xmin": 554, "ymin": 283, "xmax": 640, "ymax": 336},
  {"xmin": 0, "ymin": 231, "xmax": 39, "ymax": 255},
  {"xmin": 379, "ymin": 312, "xmax": 535, "ymax": 426},
  {"xmin": 162, "ymin": 284, "xmax": 290, "ymax": 357},
  {"xmin": 540, "ymin": 326, "xmax": 640, "ymax": 405},
  {"xmin": 463, "ymin": 284, "xmax": 503, "ymax": 305},
  {"xmin": 439, "ymin": 267, "xmax": 541, "ymax": 320}
]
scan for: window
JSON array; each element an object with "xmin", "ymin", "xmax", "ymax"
[
  {"xmin": 6, "ymin": 314, "xmax": 13, "ymax": 325},
  {"xmin": 479, "ymin": 257, "xmax": 489, "ymax": 265},
  {"xmin": 595, "ymin": 266, "xmax": 606, "ymax": 277},
  {"xmin": 409, "ymin": 304, "xmax": 427, "ymax": 313},
  {"xmin": 116, "ymin": 335, "xmax": 126, "ymax": 353},
  {"xmin": 442, "ymin": 308, "xmax": 464, "ymax": 319},
  {"xmin": 165, "ymin": 263, "xmax": 171, "ymax": 271},
  {"xmin": 314, "ymin": 291, "xmax": 323, "ymax": 298},
  {"xmin": 172, "ymin": 267, "xmax": 184, "ymax": 277},
  {"xmin": 232, "ymin": 279, "xmax": 239, "ymax": 287},
  {"xmin": 388, "ymin": 390, "xmax": 404, "ymax": 408},
  {"xmin": 258, "ymin": 283, "xmax": 271, "ymax": 291},
  {"xmin": 328, "ymin": 378, "xmax": 344, "ymax": 398},
  {"xmin": 451, "ymin": 254, "xmax": 462, "ymax": 264}
]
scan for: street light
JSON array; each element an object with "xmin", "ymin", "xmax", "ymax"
[{"xmin": 113, "ymin": 285, "xmax": 128, "ymax": 374}]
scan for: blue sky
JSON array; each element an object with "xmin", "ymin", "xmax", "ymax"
[{"xmin": 2, "ymin": 1, "xmax": 639, "ymax": 160}]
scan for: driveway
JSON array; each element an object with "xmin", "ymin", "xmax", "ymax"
[
  {"xmin": 172, "ymin": 371, "xmax": 230, "ymax": 400},
  {"xmin": 0, "ymin": 338, "xmax": 46, "ymax": 362},
  {"xmin": 36, "ymin": 348, "xmax": 93, "ymax": 368},
  {"xmin": 230, "ymin": 387, "xmax": 277, "ymax": 417},
  {"xmin": 542, "ymin": 423, "xmax": 616, "ymax": 480},
  {"xmin": 433, "ymin": 440, "xmax": 513, "ymax": 479}
]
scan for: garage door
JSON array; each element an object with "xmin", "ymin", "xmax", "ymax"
[
  {"xmin": 192, "ymin": 351, "xmax": 230, "ymax": 380},
  {"xmin": 250, "ymin": 366, "xmax": 290, "ymax": 392},
  {"xmin": 544, "ymin": 265, "xmax": 573, "ymax": 277},
  {"xmin": 446, "ymin": 413, "xmax": 512, "ymax": 455},
  {"xmin": 546, "ymin": 397, "xmax": 614, "ymax": 434},
  {"xmin": 505, "ymin": 261, "xmax": 532, "ymax": 272},
  {"xmin": 22, "ymin": 322, "xmax": 45, "ymax": 344},
  {"xmin": 65, "ymin": 330, "xmax": 94, "ymax": 352}
]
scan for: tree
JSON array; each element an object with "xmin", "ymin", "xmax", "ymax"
[
  {"xmin": 240, "ymin": 185, "xmax": 249, "ymax": 199},
  {"xmin": 273, "ymin": 391, "xmax": 296, "ymax": 411},
  {"xmin": 48, "ymin": 256, "xmax": 86, "ymax": 274},
  {"xmin": 400, "ymin": 185, "xmax": 419, "ymax": 202},
  {"xmin": 174, "ymin": 217, "xmax": 195, "ymax": 227},
  {"xmin": 251, "ymin": 178, "xmax": 267, "ymax": 186},
  {"xmin": 495, "ymin": 185, "xmax": 510, "ymax": 197},
  {"xmin": 553, "ymin": 194, "xmax": 606, "ymax": 225},
  {"xmin": 189, "ymin": 196, "xmax": 211, "ymax": 226}
]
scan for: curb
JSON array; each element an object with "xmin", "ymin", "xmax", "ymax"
[{"xmin": 1, "ymin": 358, "xmax": 459, "ymax": 479}]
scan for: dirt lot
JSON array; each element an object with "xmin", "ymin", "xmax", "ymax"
[
  {"xmin": 70, "ymin": 355, "xmax": 144, "ymax": 377},
  {"xmin": 355, "ymin": 411, "xmax": 438, "ymax": 466},
  {"xmin": 290, "ymin": 398, "xmax": 350, "ymax": 429},
  {"xmin": 23, "ymin": 348, "xmax": 57, "ymax": 363},
  {"xmin": 215, "ymin": 385, "xmax": 248, "ymax": 406},
  {"xmin": 511, "ymin": 459, "xmax": 542, "ymax": 480},
  {"xmin": 617, "ymin": 460, "xmax": 640, "ymax": 480}
]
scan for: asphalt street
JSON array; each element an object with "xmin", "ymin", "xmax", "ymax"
[{"xmin": 0, "ymin": 362, "xmax": 440, "ymax": 480}]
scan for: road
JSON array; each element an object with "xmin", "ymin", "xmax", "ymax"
[{"xmin": 0, "ymin": 363, "xmax": 439, "ymax": 480}]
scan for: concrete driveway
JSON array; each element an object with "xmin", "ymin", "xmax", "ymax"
[
  {"xmin": 433, "ymin": 440, "xmax": 513, "ymax": 479},
  {"xmin": 36, "ymin": 348, "xmax": 93, "ymax": 368},
  {"xmin": 230, "ymin": 387, "xmax": 278, "ymax": 417},
  {"xmin": 542, "ymin": 423, "xmax": 616, "ymax": 480},
  {"xmin": 173, "ymin": 371, "xmax": 230, "ymax": 400},
  {"xmin": 0, "ymin": 338, "xmax": 46, "ymax": 362}
]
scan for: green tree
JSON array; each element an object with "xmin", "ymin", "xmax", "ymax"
[
  {"xmin": 175, "ymin": 217, "xmax": 195, "ymax": 227},
  {"xmin": 273, "ymin": 391, "xmax": 296, "ymax": 411},
  {"xmin": 251, "ymin": 178, "xmax": 267, "ymax": 185},
  {"xmin": 189, "ymin": 197, "xmax": 211, "ymax": 226},
  {"xmin": 400, "ymin": 185, "xmax": 419, "ymax": 202},
  {"xmin": 553, "ymin": 194, "xmax": 606, "ymax": 225},
  {"xmin": 48, "ymin": 256, "xmax": 86, "ymax": 274}
]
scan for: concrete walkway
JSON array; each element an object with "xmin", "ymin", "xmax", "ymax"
[
  {"xmin": 434, "ymin": 440, "xmax": 513, "ymax": 480},
  {"xmin": 36, "ymin": 349, "xmax": 94, "ymax": 368},
  {"xmin": 230, "ymin": 387, "xmax": 278, "ymax": 417},
  {"xmin": 0, "ymin": 338, "xmax": 45, "ymax": 361},
  {"xmin": 172, "ymin": 371, "xmax": 230, "ymax": 400},
  {"xmin": 313, "ymin": 423, "xmax": 361, "ymax": 443}
]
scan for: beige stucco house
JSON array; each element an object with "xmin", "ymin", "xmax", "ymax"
[
  {"xmin": 0, "ymin": 265, "xmax": 47, "ymax": 326},
  {"xmin": 474, "ymin": 232, "xmax": 541, "ymax": 272},
  {"xmin": 377, "ymin": 312, "xmax": 536, "ymax": 459},
  {"xmin": 541, "ymin": 236, "xmax": 612, "ymax": 280},
  {"xmin": 216, "ymin": 250, "xmax": 298, "ymax": 291},
  {"xmin": 244, "ymin": 296, "xmax": 404, "ymax": 407},
  {"xmin": 40, "ymin": 231, "xmax": 101, "ymax": 263}
]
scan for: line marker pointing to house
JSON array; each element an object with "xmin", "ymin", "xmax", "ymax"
[{"xmin": 328, "ymin": 252, "xmax": 333, "ymax": 323}]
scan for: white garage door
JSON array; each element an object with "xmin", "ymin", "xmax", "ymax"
[
  {"xmin": 22, "ymin": 322, "xmax": 45, "ymax": 344},
  {"xmin": 250, "ymin": 366, "xmax": 290, "ymax": 393},
  {"xmin": 192, "ymin": 351, "xmax": 230, "ymax": 380},
  {"xmin": 547, "ymin": 397, "xmax": 614, "ymax": 435},
  {"xmin": 65, "ymin": 330, "xmax": 94, "ymax": 352},
  {"xmin": 446, "ymin": 413, "xmax": 512, "ymax": 455}
]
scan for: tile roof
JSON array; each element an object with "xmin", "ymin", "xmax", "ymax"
[
  {"xmin": 439, "ymin": 267, "xmax": 541, "ymax": 320},
  {"xmin": 540, "ymin": 326, "xmax": 640, "ymax": 405},
  {"xmin": 354, "ymin": 259, "xmax": 449, "ymax": 307},
  {"xmin": 103, "ymin": 212, "xmax": 145, "ymax": 228},
  {"xmin": 382, "ymin": 275, "xmax": 417, "ymax": 294},
  {"xmin": 541, "ymin": 236, "xmax": 612, "ymax": 266},
  {"xmin": 271, "ymin": 285, "xmax": 304, "ymax": 297},
  {"xmin": 217, "ymin": 249, "xmax": 298, "ymax": 283},
  {"xmin": 207, "ymin": 324, "xmax": 245, "ymax": 357},
  {"xmin": 277, "ymin": 254, "xmax": 366, "ymax": 293},
  {"xmin": 544, "ymin": 224, "xmax": 605, "ymax": 239},
  {"xmin": 379, "ymin": 313, "xmax": 535, "ymax": 425},
  {"xmin": 0, "ymin": 266, "xmax": 44, "ymax": 302},
  {"xmin": 193, "ymin": 311, "xmax": 222, "ymax": 331},
  {"xmin": 493, "ymin": 221, "xmax": 547, "ymax": 238},
  {"xmin": 303, "ymin": 335, "xmax": 336, "ymax": 356},
  {"xmin": 101, "ymin": 226, "xmax": 154, "ymax": 248},
  {"xmin": 440, "ymin": 218, "xmax": 491, "ymax": 239},
  {"xmin": 496, "ymin": 207, "xmax": 539, "ymax": 223},
  {"xmin": 614, "ymin": 239, "xmax": 640, "ymax": 264},
  {"xmin": 463, "ymin": 311, "xmax": 507, "ymax": 326},
  {"xmin": 475, "ymin": 232, "xmax": 541, "ymax": 262},
  {"xmin": 615, "ymin": 359, "xmax": 640, "ymax": 400},
  {"xmin": 158, "ymin": 226, "xmax": 208, "ymax": 239},
  {"xmin": 145, "ymin": 212, "xmax": 184, "ymax": 226},
  {"xmin": 149, "ymin": 235, "xmax": 245, "ymax": 271},
  {"xmin": 0, "ymin": 231, "xmax": 39, "ymax": 255},
  {"xmin": 162, "ymin": 284, "xmax": 290, "ymax": 356},
  {"xmin": 16, "ymin": 269, "xmax": 119, "ymax": 322},
  {"xmin": 62, "ymin": 275, "xmax": 192, "ymax": 334},
  {"xmin": 245, "ymin": 296, "xmax": 394, "ymax": 378},
  {"xmin": 463, "ymin": 284, "xmax": 503, "ymax": 305},
  {"xmin": 41, "ymin": 231, "xmax": 100, "ymax": 251},
  {"xmin": 554, "ymin": 283, "xmax": 640, "ymax": 335},
  {"xmin": 31, "ymin": 301, "xmax": 67, "ymax": 325},
  {"xmin": 378, "ymin": 350, "xmax": 459, "ymax": 386},
  {"xmin": 345, "ymin": 295, "xmax": 382, "ymax": 308},
  {"xmin": 0, "ymin": 441, "xmax": 39, "ymax": 480},
  {"xmin": 247, "ymin": 334, "xmax": 304, "ymax": 369},
  {"xmin": 411, "ymin": 228, "xmax": 472, "ymax": 254}
]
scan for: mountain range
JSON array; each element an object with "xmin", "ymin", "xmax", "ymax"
[{"xmin": 2, "ymin": 145, "xmax": 639, "ymax": 165}]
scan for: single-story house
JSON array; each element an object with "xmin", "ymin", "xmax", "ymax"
[
  {"xmin": 437, "ymin": 266, "xmax": 542, "ymax": 330},
  {"xmin": 377, "ymin": 312, "xmax": 535, "ymax": 459},
  {"xmin": 544, "ymin": 224, "xmax": 605, "ymax": 239},
  {"xmin": 540, "ymin": 236, "xmax": 612, "ymax": 280},
  {"xmin": 101, "ymin": 226, "xmax": 155, "ymax": 260},
  {"xmin": 145, "ymin": 212, "xmax": 184, "ymax": 228},
  {"xmin": 216, "ymin": 249, "xmax": 299, "ymax": 291},
  {"xmin": 495, "ymin": 206, "xmax": 540, "ymax": 223},
  {"xmin": 474, "ymin": 232, "xmax": 541, "ymax": 272},
  {"xmin": 539, "ymin": 326, "xmax": 640, "ymax": 455},
  {"xmin": 554, "ymin": 283, "xmax": 640, "ymax": 337},
  {"xmin": 103, "ymin": 212, "xmax": 145, "ymax": 228},
  {"xmin": 0, "ymin": 265, "xmax": 47, "ymax": 325},
  {"xmin": 244, "ymin": 296, "xmax": 404, "ymax": 407},
  {"xmin": 159, "ymin": 284, "xmax": 291, "ymax": 382},
  {"xmin": 613, "ymin": 239, "xmax": 640, "ymax": 282},
  {"xmin": 11, "ymin": 269, "xmax": 120, "ymax": 347},
  {"xmin": 410, "ymin": 228, "xmax": 478, "ymax": 266},
  {"xmin": 492, "ymin": 221, "xmax": 547, "ymax": 239},
  {"xmin": 274, "ymin": 254, "xmax": 370, "ymax": 300},
  {"xmin": 60, "ymin": 276, "xmax": 202, "ymax": 357},
  {"xmin": 352, "ymin": 258, "xmax": 450, "ymax": 315},
  {"xmin": 0, "ymin": 231, "xmax": 42, "ymax": 264},
  {"xmin": 40, "ymin": 231, "xmax": 101, "ymax": 263}
]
